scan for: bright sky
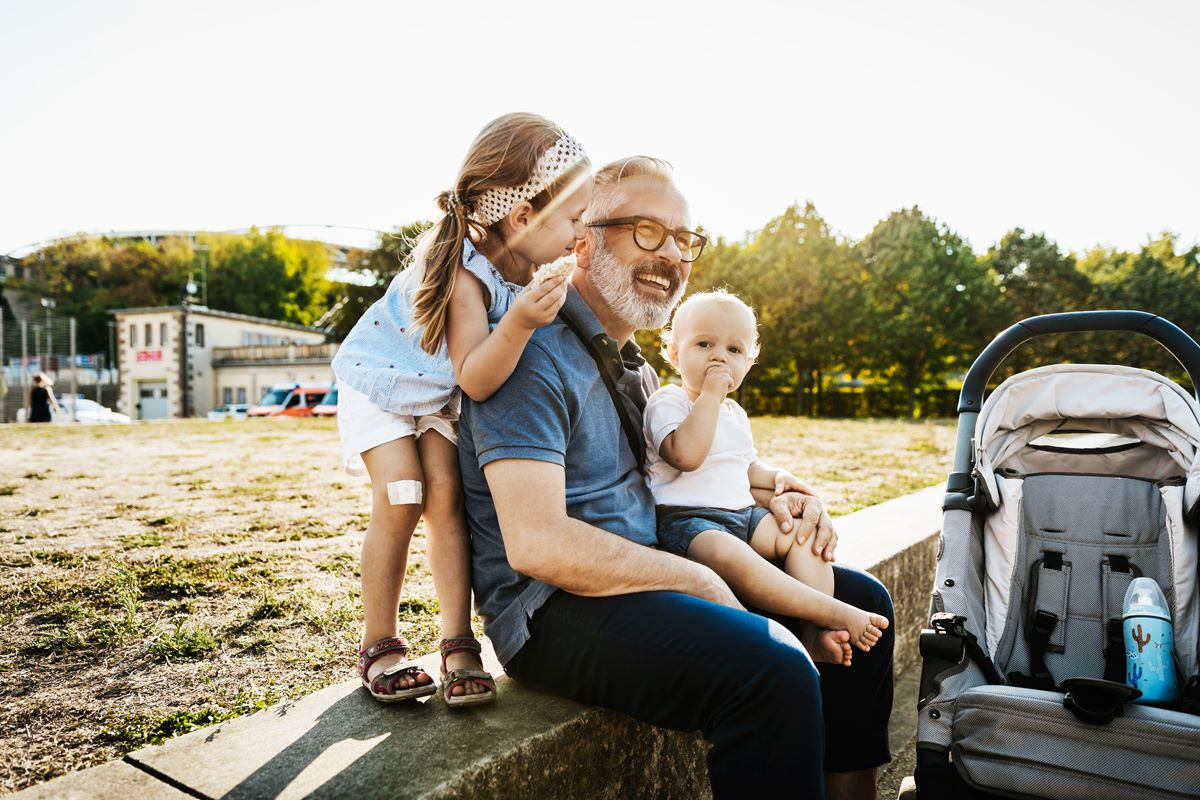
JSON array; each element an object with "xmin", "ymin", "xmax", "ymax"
[{"xmin": 2, "ymin": 1, "xmax": 1198, "ymax": 258}]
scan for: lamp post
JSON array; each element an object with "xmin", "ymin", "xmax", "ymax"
[
  {"xmin": 181, "ymin": 280, "xmax": 198, "ymax": 417},
  {"xmin": 40, "ymin": 298, "xmax": 55, "ymax": 371},
  {"xmin": 106, "ymin": 320, "xmax": 116, "ymax": 380},
  {"xmin": 195, "ymin": 244, "xmax": 209, "ymax": 307}
]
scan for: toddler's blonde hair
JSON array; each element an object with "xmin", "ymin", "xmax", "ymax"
[{"xmin": 661, "ymin": 289, "xmax": 760, "ymax": 362}]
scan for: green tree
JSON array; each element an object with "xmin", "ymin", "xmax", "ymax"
[
  {"xmin": 858, "ymin": 207, "xmax": 998, "ymax": 416},
  {"xmin": 325, "ymin": 221, "xmax": 431, "ymax": 341},
  {"xmin": 738, "ymin": 204, "xmax": 864, "ymax": 415},
  {"xmin": 12, "ymin": 236, "xmax": 188, "ymax": 354},
  {"xmin": 199, "ymin": 228, "xmax": 332, "ymax": 325},
  {"xmin": 1080, "ymin": 234, "xmax": 1200, "ymax": 383},
  {"xmin": 983, "ymin": 228, "xmax": 1094, "ymax": 375}
]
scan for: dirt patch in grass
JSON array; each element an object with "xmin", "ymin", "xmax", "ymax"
[{"xmin": 0, "ymin": 415, "xmax": 953, "ymax": 792}]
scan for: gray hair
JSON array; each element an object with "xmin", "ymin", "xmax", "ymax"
[{"xmin": 584, "ymin": 156, "xmax": 676, "ymax": 225}]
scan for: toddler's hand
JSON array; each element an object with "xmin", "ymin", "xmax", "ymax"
[
  {"xmin": 774, "ymin": 471, "xmax": 816, "ymax": 497},
  {"xmin": 700, "ymin": 364, "xmax": 734, "ymax": 397},
  {"xmin": 510, "ymin": 275, "xmax": 568, "ymax": 330}
]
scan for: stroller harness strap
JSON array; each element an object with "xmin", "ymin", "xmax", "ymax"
[
  {"xmin": 1101, "ymin": 554, "xmax": 1140, "ymax": 682},
  {"xmin": 1009, "ymin": 551, "xmax": 1068, "ymax": 690}
]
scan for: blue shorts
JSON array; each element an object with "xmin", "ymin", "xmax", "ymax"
[{"xmin": 656, "ymin": 504, "xmax": 773, "ymax": 557}]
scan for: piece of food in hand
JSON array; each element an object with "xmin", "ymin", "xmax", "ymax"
[{"xmin": 530, "ymin": 253, "xmax": 576, "ymax": 286}]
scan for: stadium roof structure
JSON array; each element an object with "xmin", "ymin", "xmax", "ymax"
[{"xmin": 3, "ymin": 225, "xmax": 387, "ymax": 261}]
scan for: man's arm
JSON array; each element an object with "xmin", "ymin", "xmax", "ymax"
[{"xmin": 484, "ymin": 458, "xmax": 743, "ymax": 609}]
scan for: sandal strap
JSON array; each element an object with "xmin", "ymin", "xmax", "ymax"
[
  {"xmin": 442, "ymin": 667, "xmax": 496, "ymax": 696},
  {"xmin": 358, "ymin": 636, "xmax": 412, "ymax": 676},
  {"xmin": 438, "ymin": 637, "xmax": 482, "ymax": 657},
  {"xmin": 372, "ymin": 662, "xmax": 430, "ymax": 694}
]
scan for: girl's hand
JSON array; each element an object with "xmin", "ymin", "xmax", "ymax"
[{"xmin": 510, "ymin": 275, "xmax": 568, "ymax": 330}]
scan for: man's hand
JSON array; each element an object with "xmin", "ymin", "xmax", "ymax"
[
  {"xmin": 769, "ymin": 491, "xmax": 838, "ymax": 562},
  {"xmin": 701, "ymin": 363, "xmax": 734, "ymax": 397},
  {"xmin": 509, "ymin": 275, "xmax": 568, "ymax": 330},
  {"xmin": 773, "ymin": 470, "xmax": 816, "ymax": 497}
]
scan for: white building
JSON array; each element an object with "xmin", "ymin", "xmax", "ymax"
[{"xmin": 111, "ymin": 305, "xmax": 335, "ymax": 419}]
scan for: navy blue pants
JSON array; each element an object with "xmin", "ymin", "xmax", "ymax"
[{"xmin": 505, "ymin": 564, "xmax": 894, "ymax": 799}]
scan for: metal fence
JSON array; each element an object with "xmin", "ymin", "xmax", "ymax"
[{"xmin": 0, "ymin": 305, "xmax": 118, "ymax": 423}]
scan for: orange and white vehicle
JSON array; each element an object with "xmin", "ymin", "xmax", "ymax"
[
  {"xmin": 310, "ymin": 384, "xmax": 338, "ymax": 417},
  {"xmin": 247, "ymin": 382, "xmax": 332, "ymax": 418}
]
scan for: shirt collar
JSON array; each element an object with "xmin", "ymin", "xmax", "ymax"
[{"xmin": 559, "ymin": 287, "xmax": 647, "ymax": 370}]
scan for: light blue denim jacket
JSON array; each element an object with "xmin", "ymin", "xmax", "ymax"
[{"xmin": 332, "ymin": 239, "xmax": 521, "ymax": 416}]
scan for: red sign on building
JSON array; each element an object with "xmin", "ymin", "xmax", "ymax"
[{"xmin": 136, "ymin": 350, "xmax": 163, "ymax": 362}]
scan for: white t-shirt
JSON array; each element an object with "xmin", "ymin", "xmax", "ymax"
[{"xmin": 643, "ymin": 384, "xmax": 758, "ymax": 510}]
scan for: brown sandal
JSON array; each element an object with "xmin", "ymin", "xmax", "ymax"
[
  {"xmin": 358, "ymin": 636, "xmax": 437, "ymax": 703},
  {"xmin": 439, "ymin": 637, "xmax": 496, "ymax": 708}
]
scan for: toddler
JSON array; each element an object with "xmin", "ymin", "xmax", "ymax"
[{"xmin": 644, "ymin": 290, "xmax": 888, "ymax": 665}]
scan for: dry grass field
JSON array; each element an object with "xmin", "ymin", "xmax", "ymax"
[{"xmin": 0, "ymin": 415, "xmax": 955, "ymax": 793}]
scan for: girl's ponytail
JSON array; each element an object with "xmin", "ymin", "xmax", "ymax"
[{"xmin": 411, "ymin": 190, "xmax": 482, "ymax": 354}]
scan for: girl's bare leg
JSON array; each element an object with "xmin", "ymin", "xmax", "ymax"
[
  {"xmin": 417, "ymin": 430, "xmax": 487, "ymax": 697},
  {"xmin": 359, "ymin": 436, "xmax": 432, "ymax": 690}
]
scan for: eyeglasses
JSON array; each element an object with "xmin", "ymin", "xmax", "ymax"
[{"xmin": 587, "ymin": 217, "xmax": 707, "ymax": 262}]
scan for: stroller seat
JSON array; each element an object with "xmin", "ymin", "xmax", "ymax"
[{"xmin": 913, "ymin": 314, "xmax": 1200, "ymax": 800}]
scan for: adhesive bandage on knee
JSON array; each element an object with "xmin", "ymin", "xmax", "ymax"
[{"xmin": 386, "ymin": 480, "xmax": 423, "ymax": 506}]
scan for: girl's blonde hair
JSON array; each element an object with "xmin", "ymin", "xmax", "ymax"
[
  {"xmin": 411, "ymin": 112, "xmax": 590, "ymax": 354},
  {"xmin": 662, "ymin": 289, "xmax": 761, "ymax": 361}
]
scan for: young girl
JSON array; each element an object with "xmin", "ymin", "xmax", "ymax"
[
  {"xmin": 332, "ymin": 113, "xmax": 592, "ymax": 706},
  {"xmin": 644, "ymin": 290, "xmax": 889, "ymax": 666}
]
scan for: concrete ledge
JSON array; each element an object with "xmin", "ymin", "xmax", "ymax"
[
  {"xmin": 8, "ymin": 485, "xmax": 943, "ymax": 800},
  {"xmin": 8, "ymin": 759, "xmax": 192, "ymax": 800}
]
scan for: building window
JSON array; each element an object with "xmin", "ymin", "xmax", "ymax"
[
  {"xmin": 236, "ymin": 387, "xmax": 247, "ymax": 404},
  {"xmin": 130, "ymin": 324, "xmax": 137, "ymax": 347},
  {"xmin": 223, "ymin": 387, "xmax": 233, "ymax": 405},
  {"xmin": 195, "ymin": 323, "xmax": 205, "ymax": 348},
  {"xmin": 145, "ymin": 323, "xmax": 153, "ymax": 346},
  {"xmin": 160, "ymin": 323, "xmax": 167, "ymax": 348}
]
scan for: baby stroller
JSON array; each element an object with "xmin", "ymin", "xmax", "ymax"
[{"xmin": 906, "ymin": 311, "xmax": 1200, "ymax": 799}]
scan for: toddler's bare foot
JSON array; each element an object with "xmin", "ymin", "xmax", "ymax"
[
  {"xmin": 801, "ymin": 625, "xmax": 853, "ymax": 666},
  {"xmin": 841, "ymin": 609, "xmax": 889, "ymax": 652}
]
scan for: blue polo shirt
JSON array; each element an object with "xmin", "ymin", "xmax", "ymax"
[{"xmin": 458, "ymin": 288, "xmax": 659, "ymax": 665}]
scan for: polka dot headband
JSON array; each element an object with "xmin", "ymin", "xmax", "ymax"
[{"xmin": 470, "ymin": 134, "xmax": 588, "ymax": 226}]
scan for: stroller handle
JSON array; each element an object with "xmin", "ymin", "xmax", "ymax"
[{"xmin": 958, "ymin": 310, "xmax": 1200, "ymax": 412}]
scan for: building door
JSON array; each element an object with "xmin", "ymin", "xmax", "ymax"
[{"xmin": 139, "ymin": 382, "xmax": 169, "ymax": 420}]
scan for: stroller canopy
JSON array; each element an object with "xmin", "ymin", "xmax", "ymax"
[{"xmin": 975, "ymin": 363, "xmax": 1200, "ymax": 514}]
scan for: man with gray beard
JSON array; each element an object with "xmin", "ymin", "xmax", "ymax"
[{"xmin": 457, "ymin": 157, "xmax": 893, "ymax": 800}]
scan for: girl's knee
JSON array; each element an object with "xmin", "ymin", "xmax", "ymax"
[
  {"xmin": 421, "ymin": 476, "xmax": 464, "ymax": 530},
  {"xmin": 370, "ymin": 489, "xmax": 424, "ymax": 532}
]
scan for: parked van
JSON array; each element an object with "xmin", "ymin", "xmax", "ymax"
[
  {"xmin": 247, "ymin": 382, "xmax": 331, "ymax": 418},
  {"xmin": 310, "ymin": 384, "xmax": 338, "ymax": 417}
]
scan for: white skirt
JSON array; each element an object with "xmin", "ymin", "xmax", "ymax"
[{"xmin": 337, "ymin": 382, "xmax": 458, "ymax": 476}]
